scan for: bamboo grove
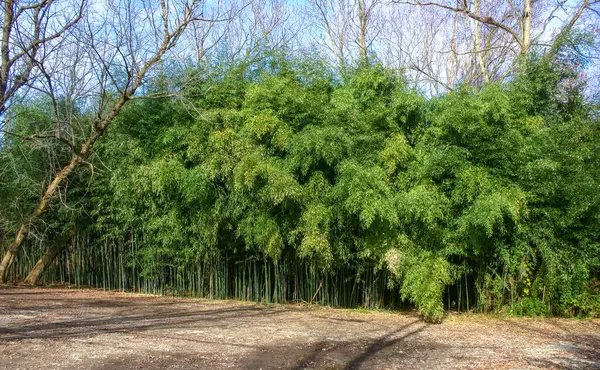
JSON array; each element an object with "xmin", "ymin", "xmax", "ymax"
[{"xmin": 1, "ymin": 51, "xmax": 599, "ymax": 322}]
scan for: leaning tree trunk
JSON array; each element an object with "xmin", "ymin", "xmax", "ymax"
[
  {"xmin": 23, "ymin": 244, "xmax": 60, "ymax": 285},
  {"xmin": 0, "ymin": 2, "xmax": 197, "ymax": 283},
  {"xmin": 24, "ymin": 234, "xmax": 73, "ymax": 285},
  {"xmin": 0, "ymin": 157, "xmax": 83, "ymax": 283},
  {"xmin": 0, "ymin": 79, "xmax": 145, "ymax": 284},
  {"xmin": 0, "ymin": 98, "xmax": 128, "ymax": 283}
]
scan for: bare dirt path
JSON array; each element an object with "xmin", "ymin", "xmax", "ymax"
[{"xmin": 0, "ymin": 287, "xmax": 598, "ymax": 369}]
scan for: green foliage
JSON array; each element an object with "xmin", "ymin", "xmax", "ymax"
[
  {"xmin": 386, "ymin": 241, "xmax": 452, "ymax": 322},
  {"xmin": 513, "ymin": 297, "xmax": 548, "ymax": 317},
  {"xmin": 2, "ymin": 54, "xmax": 599, "ymax": 320},
  {"xmin": 0, "ymin": 99, "xmax": 90, "ymax": 246}
]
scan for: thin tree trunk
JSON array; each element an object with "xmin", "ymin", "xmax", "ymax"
[
  {"xmin": 465, "ymin": 271, "xmax": 469, "ymax": 312},
  {"xmin": 548, "ymin": 0, "xmax": 592, "ymax": 58},
  {"xmin": 448, "ymin": 8, "xmax": 458, "ymax": 87},
  {"xmin": 522, "ymin": 0, "xmax": 531, "ymax": 54},
  {"xmin": 0, "ymin": 0, "xmax": 15, "ymax": 109},
  {"xmin": 357, "ymin": 0, "xmax": 368, "ymax": 62},
  {"xmin": 473, "ymin": 0, "xmax": 489, "ymax": 83}
]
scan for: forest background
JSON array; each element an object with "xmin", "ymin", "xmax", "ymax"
[{"xmin": 0, "ymin": 0, "xmax": 599, "ymax": 321}]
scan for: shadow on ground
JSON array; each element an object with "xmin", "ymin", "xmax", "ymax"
[
  {"xmin": 1, "ymin": 287, "xmax": 599, "ymax": 369},
  {"xmin": 500, "ymin": 319, "xmax": 600, "ymax": 369}
]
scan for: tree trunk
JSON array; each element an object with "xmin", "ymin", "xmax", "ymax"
[
  {"xmin": 0, "ymin": 84, "xmax": 135, "ymax": 284},
  {"xmin": 473, "ymin": 0, "xmax": 489, "ymax": 83},
  {"xmin": 0, "ymin": 224, "xmax": 28, "ymax": 283},
  {"xmin": 522, "ymin": 0, "xmax": 531, "ymax": 54},
  {"xmin": 357, "ymin": 0, "xmax": 368, "ymax": 62},
  {"xmin": 24, "ymin": 243, "xmax": 62, "ymax": 285},
  {"xmin": 548, "ymin": 0, "xmax": 592, "ymax": 58},
  {"xmin": 23, "ymin": 232, "xmax": 73, "ymax": 285},
  {"xmin": 0, "ymin": 249, "xmax": 17, "ymax": 283},
  {"xmin": 0, "ymin": 99, "xmax": 126, "ymax": 283},
  {"xmin": 0, "ymin": 157, "xmax": 82, "ymax": 283},
  {"xmin": 0, "ymin": 2, "xmax": 197, "ymax": 283}
]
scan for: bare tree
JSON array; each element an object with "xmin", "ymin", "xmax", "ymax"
[
  {"xmin": 0, "ymin": 0, "xmax": 212, "ymax": 283},
  {"xmin": 378, "ymin": 3, "xmax": 466, "ymax": 92},
  {"xmin": 224, "ymin": 0, "xmax": 298, "ymax": 65},
  {"xmin": 396, "ymin": 0, "xmax": 600, "ymax": 56},
  {"xmin": 385, "ymin": 0, "xmax": 599, "ymax": 91},
  {"xmin": 0, "ymin": 0, "xmax": 84, "ymax": 124},
  {"xmin": 307, "ymin": 0, "xmax": 353, "ymax": 72},
  {"xmin": 356, "ymin": 0, "xmax": 381, "ymax": 61},
  {"xmin": 306, "ymin": 0, "xmax": 381, "ymax": 72}
]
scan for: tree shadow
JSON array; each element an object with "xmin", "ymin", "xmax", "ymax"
[
  {"xmin": 500, "ymin": 319, "xmax": 600, "ymax": 369},
  {"xmin": 2, "ymin": 288, "xmax": 598, "ymax": 369},
  {"xmin": 0, "ymin": 289, "xmax": 288, "ymax": 341},
  {"xmin": 343, "ymin": 322, "xmax": 427, "ymax": 369},
  {"xmin": 290, "ymin": 320, "xmax": 428, "ymax": 370},
  {"xmin": 312, "ymin": 315, "xmax": 368, "ymax": 324}
]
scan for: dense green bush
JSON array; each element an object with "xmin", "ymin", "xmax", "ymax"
[{"xmin": 2, "ymin": 55, "xmax": 599, "ymax": 322}]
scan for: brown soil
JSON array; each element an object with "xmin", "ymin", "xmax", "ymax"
[{"xmin": 0, "ymin": 287, "xmax": 598, "ymax": 369}]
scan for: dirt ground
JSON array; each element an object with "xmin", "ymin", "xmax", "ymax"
[{"xmin": 0, "ymin": 287, "xmax": 598, "ymax": 369}]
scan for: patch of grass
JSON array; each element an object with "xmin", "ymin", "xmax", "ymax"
[{"xmin": 349, "ymin": 308, "xmax": 372, "ymax": 314}]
